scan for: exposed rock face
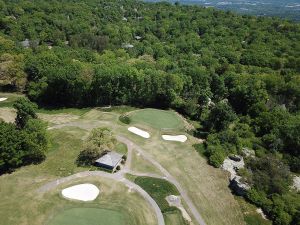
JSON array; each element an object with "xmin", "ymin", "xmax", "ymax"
[
  {"xmin": 242, "ymin": 148, "xmax": 255, "ymax": 158},
  {"xmin": 221, "ymin": 156, "xmax": 245, "ymax": 180},
  {"xmin": 221, "ymin": 156, "xmax": 250, "ymax": 196},
  {"xmin": 229, "ymin": 176, "xmax": 250, "ymax": 196},
  {"xmin": 292, "ymin": 176, "xmax": 300, "ymax": 192}
]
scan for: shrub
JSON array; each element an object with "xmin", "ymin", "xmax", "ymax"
[{"xmin": 119, "ymin": 114, "xmax": 131, "ymax": 124}]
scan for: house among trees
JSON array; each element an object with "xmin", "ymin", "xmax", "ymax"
[{"xmin": 95, "ymin": 151, "xmax": 124, "ymax": 172}]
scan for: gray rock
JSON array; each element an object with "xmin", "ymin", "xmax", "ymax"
[{"xmin": 229, "ymin": 176, "xmax": 250, "ymax": 196}]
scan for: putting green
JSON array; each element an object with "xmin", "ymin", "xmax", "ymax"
[
  {"xmin": 129, "ymin": 109, "xmax": 183, "ymax": 129},
  {"xmin": 48, "ymin": 208, "xmax": 125, "ymax": 225}
]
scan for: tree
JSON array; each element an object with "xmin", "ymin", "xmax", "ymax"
[
  {"xmin": 77, "ymin": 127, "xmax": 116, "ymax": 166},
  {"xmin": 13, "ymin": 98, "xmax": 37, "ymax": 129},
  {"xmin": 246, "ymin": 156, "xmax": 291, "ymax": 195},
  {"xmin": 204, "ymin": 101, "xmax": 237, "ymax": 132}
]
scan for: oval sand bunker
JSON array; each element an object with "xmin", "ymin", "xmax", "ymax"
[
  {"xmin": 0, "ymin": 98, "xmax": 7, "ymax": 102},
  {"xmin": 162, "ymin": 135, "xmax": 187, "ymax": 143},
  {"xmin": 61, "ymin": 184, "xmax": 100, "ymax": 201},
  {"xmin": 128, "ymin": 126, "xmax": 150, "ymax": 138}
]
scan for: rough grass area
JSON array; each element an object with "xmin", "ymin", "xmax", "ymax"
[
  {"xmin": 0, "ymin": 106, "xmax": 246, "ymax": 225},
  {"xmin": 164, "ymin": 211, "xmax": 189, "ymax": 225},
  {"xmin": 0, "ymin": 92, "xmax": 24, "ymax": 107},
  {"xmin": 48, "ymin": 208, "xmax": 125, "ymax": 225},
  {"xmin": 37, "ymin": 108, "xmax": 91, "ymax": 116},
  {"xmin": 129, "ymin": 108, "xmax": 184, "ymax": 130},
  {"xmin": 236, "ymin": 197, "xmax": 272, "ymax": 225},
  {"xmin": 134, "ymin": 176, "xmax": 179, "ymax": 213},
  {"xmin": 0, "ymin": 126, "xmax": 157, "ymax": 225},
  {"xmin": 131, "ymin": 151, "xmax": 162, "ymax": 175}
]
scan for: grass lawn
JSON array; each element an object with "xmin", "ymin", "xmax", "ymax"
[
  {"xmin": 129, "ymin": 108, "xmax": 184, "ymax": 130},
  {"xmin": 235, "ymin": 197, "xmax": 272, "ymax": 225},
  {"xmin": 0, "ymin": 125, "xmax": 157, "ymax": 225},
  {"xmin": 131, "ymin": 151, "xmax": 163, "ymax": 175},
  {"xmin": 0, "ymin": 92, "xmax": 24, "ymax": 108},
  {"xmin": 0, "ymin": 106, "xmax": 247, "ymax": 225},
  {"xmin": 48, "ymin": 208, "xmax": 125, "ymax": 225},
  {"xmin": 37, "ymin": 107, "xmax": 91, "ymax": 116},
  {"xmin": 134, "ymin": 176, "xmax": 179, "ymax": 213},
  {"xmin": 164, "ymin": 211, "xmax": 189, "ymax": 225}
]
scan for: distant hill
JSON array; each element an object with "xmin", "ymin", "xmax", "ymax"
[{"xmin": 145, "ymin": 0, "xmax": 300, "ymax": 21}]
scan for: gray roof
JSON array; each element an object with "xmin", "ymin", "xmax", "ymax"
[{"xmin": 95, "ymin": 151, "xmax": 123, "ymax": 168}]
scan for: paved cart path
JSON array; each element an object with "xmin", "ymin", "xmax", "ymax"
[{"xmin": 41, "ymin": 123, "xmax": 207, "ymax": 225}]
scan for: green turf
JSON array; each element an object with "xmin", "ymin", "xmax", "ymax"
[
  {"xmin": 0, "ymin": 92, "xmax": 24, "ymax": 107},
  {"xmin": 134, "ymin": 176, "xmax": 179, "ymax": 213},
  {"xmin": 48, "ymin": 208, "xmax": 125, "ymax": 225},
  {"xmin": 129, "ymin": 109, "xmax": 183, "ymax": 129}
]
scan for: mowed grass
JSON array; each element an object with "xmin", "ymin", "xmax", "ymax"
[
  {"xmin": 124, "ymin": 126, "xmax": 246, "ymax": 225},
  {"xmin": 164, "ymin": 212, "xmax": 189, "ymax": 225},
  {"xmin": 48, "ymin": 208, "xmax": 125, "ymax": 225},
  {"xmin": 0, "ymin": 125, "xmax": 157, "ymax": 225},
  {"xmin": 0, "ymin": 106, "xmax": 246, "ymax": 225},
  {"xmin": 129, "ymin": 109, "xmax": 184, "ymax": 130}
]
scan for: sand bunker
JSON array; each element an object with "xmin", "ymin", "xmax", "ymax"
[
  {"xmin": 128, "ymin": 126, "xmax": 150, "ymax": 138},
  {"xmin": 0, "ymin": 98, "xmax": 7, "ymax": 102},
  {"xmin": 162, "ymin": 135, "xmax": 187, "ymax": 143},
  {"xmin": 61, "ymin": 184, "xmax": 100, "ymax": 201}
]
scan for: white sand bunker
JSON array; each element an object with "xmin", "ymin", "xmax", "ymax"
[
  {"xmin": 0, "ymin": 98, "xmax": 7, "ymax": 102},
  {"xmin": 61, "ymin": 183, "xmax": 100, "ymax": 202},
  {"xmin": 162, "ymin": 135, "xmax": 187, "ymax": 143},
  {"xmin": 128, "ymin": 126, "xmax": 150, "ymax": 138}
]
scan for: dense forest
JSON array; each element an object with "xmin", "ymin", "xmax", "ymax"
[{"xmin": 0, "ymin": 0, "xmax": 299, "ymax": 224}]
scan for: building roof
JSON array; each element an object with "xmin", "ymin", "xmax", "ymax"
[{"xmin": 95, "ymin": 151, "xmax": 123, "ymax": 168}]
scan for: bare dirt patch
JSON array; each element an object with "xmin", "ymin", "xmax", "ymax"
[
  {"xmin": 0, "ymin": 107, "xmax": 16, "ymax": 122},
  {"xmin": 38, "ymin": 113, "xmax": 80, "ymax": 125}
]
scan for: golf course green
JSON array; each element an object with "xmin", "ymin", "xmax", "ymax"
[
  {"xmin": 129, "ymin": 109, "xmax": 183, "ymax": 129},
  {"xmin": 48, "ymin": 208, "xmax": 125, "ymax": 225}
]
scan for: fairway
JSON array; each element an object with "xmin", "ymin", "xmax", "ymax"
[
  {"xmin": 129, "ymin": 109, "xmax": 183, "ymax": 129},
  {"xmin": 48, "ymin": 208, "xmax": 125, "ymax": 225}
]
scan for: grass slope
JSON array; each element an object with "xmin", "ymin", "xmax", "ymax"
[
  {"xmin": 134, "ymin": 176, "xmax": 179, "ymax": 213},
  {"xmin": 48, "ymin": 208, "xmax": 125, "ymax": 225},
  {"xmin": 129, "ymin": 108, "xmax": 184, "ymax": 130},
  {"xmin": 0, "ymin": 126, "xmax": 157, "ymax": 225},
  {"xmin": 0, "ymin": 106, "xmax": 246, "ymax": 225}
]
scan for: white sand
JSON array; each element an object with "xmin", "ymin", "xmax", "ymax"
[
  {"xmin": 61, "ymin": 183, "xmax": 100, "ymax": 201},
  {"xmin": 162, "ymin": 135, "xmax": 187, "ymax": 143},
  {"xmin": 0, "ymin": 98, "xmax": 7, "ymax": 102},
  {"xmin": 128, "ymin": 126, "xmax": 150, "ymax": 138}
]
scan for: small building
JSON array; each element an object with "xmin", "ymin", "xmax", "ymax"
[{"xmin": 95, "ymin": 151, "xmax": 124, "ymax": 172}]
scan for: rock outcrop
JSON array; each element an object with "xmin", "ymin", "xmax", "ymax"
[{"xmin": 221, "ymin": 155, "xmax": 250, "ymax": 196}]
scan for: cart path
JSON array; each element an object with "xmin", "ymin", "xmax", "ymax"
[
  {"xmin": 37, "ymin": 170, "xmax": 164, "ymax": 225},
  {"xmin": 117, "ymin": 136, "xmax": 207, "ymax": 225},
  {"xmin": 43, "ymin": 123, "xmax": 207, "ymax": 225}
]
